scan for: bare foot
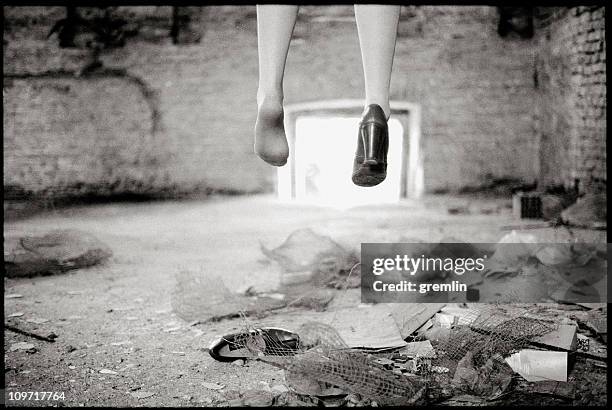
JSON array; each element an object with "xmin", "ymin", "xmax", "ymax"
[{"xmin": 254, "ymin": 100, "xmax": 289, "ymax": 166}]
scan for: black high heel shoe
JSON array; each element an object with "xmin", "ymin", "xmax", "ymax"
[{"xmin": 352, "ymin": 104, "xmax": 389, "ymax": 187}]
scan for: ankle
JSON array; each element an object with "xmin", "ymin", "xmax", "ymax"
[
  {"xmin": 257, "ymin": 91, "xmax": 284, "ymax": 111},
  {"xmin": 364, "ymin": 100, "xmax": 391, "ymax": 120}
]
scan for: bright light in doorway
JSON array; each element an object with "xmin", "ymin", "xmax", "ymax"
[{"xmin": 278, "ymin": 116, "xmax": 404, "ymax": 208}]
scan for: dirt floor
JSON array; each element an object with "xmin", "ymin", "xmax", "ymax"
[{"xmin": 3, "ymin": 194, "xmax": 607, "ymax": 406}]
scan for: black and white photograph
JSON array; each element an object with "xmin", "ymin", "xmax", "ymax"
[{"xmin": 3, "ymin": 3, "xmax": 608, "ymax": 407}]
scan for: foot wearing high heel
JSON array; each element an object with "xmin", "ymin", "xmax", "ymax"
[
  {"xmin": 352, "ymin": 104, "xmax": 389, "ymax": 187},
  {"xmin": 254, "ymin": 99, "xmax": 289, "ymax": 167}
]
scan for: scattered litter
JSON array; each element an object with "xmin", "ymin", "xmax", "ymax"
[
  {"xmin": 261, "ymin": 228, "xmax": 357, "ymax": 288},
  {"xmin": 172, "ymin": 272, "xmax": 286, "ymax": 323},
  {"xmin": 541, "ymin": 194, "xmax": 568, "ymax": 221},
  {"xmin": 430, "ymin": 366, "xmax": 449, "ymax": 373},
  {"xmin": 389, "ymin": 303, "xmax": 446, "ymax": 339},
  {"xmin": 398, "ymin": 340, "xmax": 436, "ymax": 358},
  {"xmin": 271, "ymin": 384, "xmax": 289, "ymax": 393},
  {"xmin": 163, "ymin": 326, "xmax": 182, "ymax": 333},
  {"xmin": 229, "ymin": 389, "xmax": 274, "ymax": 406},
  {"xmin": 202, "ymin": 382, "xmax": 225, "ymax": 390},
  {"xmin": 8, "ymin": 312, "xmax": 24, "ymax": 318},
  {"xmin": 505, "ymin": 350, "xmax": 568, "ymax": 382},
  {"xmin": 5, "ymin": 229, "xmax": 113, "ymax": 277},
  {"xmin": 10, "ymin": 342, "xmax": 36, "ymax": 352},
  {"xmin": 526, "ymin": 380, "xmax": 575, "ymax": 399},
  {"xmin": 129, "ymin": 391, "xmax": 155, "ymax": 399},
  {"xmin": 99, "ymin": 369, "xmax": 118, "ymax": 375},
  {"xmin": 110, "ymin": 341, "xmax": 132, "ymax": 346},
  {"xmin": 217, "ymin": 321, "xmax": 425, "ymax": 405},
  {"xmin": 5, "ymin": 324, "xmax": 57, "ymax": 342},
  {"xmin": 585, "ymin": 310, "xmax": 607, "ymax": 337},
  {"xmin": 447, "ymin": 205, "xmax": 470, "ymax": 215},
  {"xmin": 6, "ymin": 294, "xmax": 23, "ymax": 299},
  {"xmin": 433, "ymin": 313, "xmax": 457, "ymax": 329},
  {"xmin": 311, "ymin": 305, "xmax": 407, "ymax": 349},
  {"xmin": 452, "ymin": 351, "xmax": 478, "ymax": 388},
  {"xmin": 441, "ymin": 394, "xmax": 488, "ymax": 405},
  {"xmin": 440, "ymin": 305, "xmax": 480, "ymax": 326},
  {"xmin": 171, "ymin": 351, "xmax": 185, "ymax": 356},
  {"xmin": 26, "ymin": 317, "xmax": 50, "ymax": 324},
  {"xmin": 577, "ymin": 334, "xmax": 590, "ymax": 352},
  {"xmin": 373, "ymin": 358, "xmax": 394, "ymax": 367},
  {"xmin": 561, "ymin": 193, "xmax": 606, "ymax": 229},
  {"xmin": 488, "ymin": 231, "xmax": 538, "ymax": 269},
  {"xmin": 534, "ymin": 244, "xmax": 574, "ymax": 266}
]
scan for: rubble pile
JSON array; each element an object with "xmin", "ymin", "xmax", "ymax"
[{"xmin": 211, "ymin": 303, "xmax": 607, "ymax": 406}]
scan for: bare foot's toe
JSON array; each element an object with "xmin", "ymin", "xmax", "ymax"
[{"xmin": 254, "ymin": 104, "xmax": 289, "ymax": 167}]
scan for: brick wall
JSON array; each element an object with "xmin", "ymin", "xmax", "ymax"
[
  {"xmin": 534, "ymin": 6, "xmax": 606, "ymax": 193},
  {"xmin": 3, "ymin": 6, "xmax": 566, "ymax": 198}
]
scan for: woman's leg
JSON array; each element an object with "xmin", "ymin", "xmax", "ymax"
[
  {"xmin": 354, "ymin": 5, "xmax": 400, "ymax": 119},
  {"xmin": 254, "ymin": 5, "xmax": 299, "ymax": 166}
]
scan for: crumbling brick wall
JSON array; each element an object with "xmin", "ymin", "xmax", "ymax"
[
  {"xmin": 2, "ymin": 6, "xmax": 563, "ymax": 198},
  {"xmin": 534, "ymin": 6, "xmax": 606, "ymax": 193}
]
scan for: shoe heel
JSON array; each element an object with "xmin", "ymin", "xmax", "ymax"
[{"xmin": 361, "ymin": 122, "xmax": 386, "ymax": 164}]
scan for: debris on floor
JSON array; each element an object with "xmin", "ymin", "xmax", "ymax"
[
  {"xmin": 313, "ymin": 305, "xmax": 407, "ymax": 349},
  {"xmin": 505, "ymin": 350, "xmax": 568, "ymax": 382},
  {"xmin": 532, "ymin": 324, "xmax": 577, "ymax": 351},
  {"xmin": 398, "ymin": 340, "xmax": 436, "ymax": 359},
  {"xmin": 172, "ymin": 272, "xmax": 286, "ymax": 323},
  {"xmin": 10, "ymin": 342, "xmax": 37, "ymax": 352},
  {"xmin": 541, "ymin": 194, "xmax": 569, "ymax": 221},
  {"xmin": 4, "ymin": 229, "xmax": 112, "ymax": 277},
  {"xmin": 261, "ymin": 228, "xmax": 360, "ymax": 289},
  {"xmin": 209, "ymin": 302, "xmax": 606, "ymax": 406},
  {"xmin": 560, "ymin": 193, "xmax": 607, "ymax": 229},
  {"xmin": 172, "ymin": 229, "xmax": 371, "ymax": 324},
  {"xmin": 388, "ymin": 303, "xmax": 446, "ymax": 339}
]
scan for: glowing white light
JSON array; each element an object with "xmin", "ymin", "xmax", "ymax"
[{"xmin": 278, "ymin": 116, "xmax": 404, "ymax": 208}]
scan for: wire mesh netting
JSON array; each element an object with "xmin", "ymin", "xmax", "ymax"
[
  {"xmin": 432, "ymin": 304, "xmax": 559, "ymax": 366},
  {"xmin": 223, "ymin": 303, "xmax": 559, "ymax": 404}
]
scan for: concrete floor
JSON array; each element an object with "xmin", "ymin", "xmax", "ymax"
[{"xmin": 3, "ymin": 194, "xmax": 606, "ymax": 406}]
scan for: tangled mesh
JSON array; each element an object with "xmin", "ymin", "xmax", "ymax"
[
  {"xmin": 235, "ymin": 320, "xmax": 425, "ymax": 401},
  {"xmin": 226, "ymin": 303, "xmax": 558, "ymax": 403},
  {"xmin": 433, "ymin": 304, "xmax": 559, "ymax": 367}
]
